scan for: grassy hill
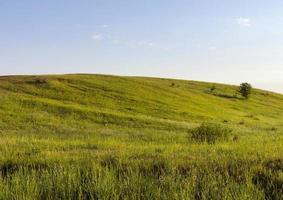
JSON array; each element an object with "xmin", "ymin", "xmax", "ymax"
[{"xmin": 0, "ymin": 74, "xmax": 282, "ymax": 199}]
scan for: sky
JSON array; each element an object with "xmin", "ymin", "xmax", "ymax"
[{"xmin": 1, "ymin": 0, "xmax": 283, "ymax": 93}]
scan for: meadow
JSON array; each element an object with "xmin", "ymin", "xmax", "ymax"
[{"xmin": 0, "ymin": 74, "xmax": 282, "ymax": 199}]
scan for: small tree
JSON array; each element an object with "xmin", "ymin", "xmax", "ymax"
[
  {"xmin": 210, "ymin": 84, "xmax": 216, "ymax": 93},
  {"xmin": 239, "ymin": 83, "xmax": 252, "ymax": 99}
]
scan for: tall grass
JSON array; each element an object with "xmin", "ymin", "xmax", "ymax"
[
  {"xmin": 0, "ymin": 74, "xmax": 282, "ymax": 199},
  {"xmin": 0, "ymin": 159, "xmax": 272, "ymax": 200}
]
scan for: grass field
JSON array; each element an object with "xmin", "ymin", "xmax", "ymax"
[{"xmin": 0, "ymin": 74, "xmax": 282, "ymax": 199}]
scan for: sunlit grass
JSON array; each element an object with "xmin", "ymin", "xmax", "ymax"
[{"xmin": 0, "ymin": 74, "xmax": 282, "ymax": 199}]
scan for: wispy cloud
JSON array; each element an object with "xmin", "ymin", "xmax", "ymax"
[
  {"xmin": 101, "ymin": 24, "xmax": 110, "ymax": 28},
  {"xmin": 236, "ymin": 18, "xmax": 251, "ymax": 27},
  {"xmin": 110, "ymin": 38, "xmax": 171, "ymax": 51},
  {"xmin": 91, "ymin": 33, "xmax": 102, "ymax": 41},
  {"xmin": 90, "ymin": 31, "xmax": 168, "ymax": 51}
]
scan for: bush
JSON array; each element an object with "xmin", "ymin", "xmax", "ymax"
[
  {"xmin": 239, "ymin": 83, "xmax": 252, "ymax": 99},
  {"xmin": 27, "ymin": 78, "xmax": 48, "ymax": 85},
  {"xmin": 210, "ymin": 84, "xmax": 216, "ymax": 93},
  {"xmin": 189, "ymin": 123, "xmax": 232, "ymax": 144}
]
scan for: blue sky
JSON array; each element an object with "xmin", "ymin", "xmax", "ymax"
[{"xmin": 1, "ymin": 0, "xmax": 283, "ymax": 92}]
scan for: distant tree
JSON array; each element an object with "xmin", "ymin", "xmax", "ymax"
[
  {"xmin": 210, "ymin": 84, "xmax": 216, "ymax": 93},
  {"xmin": 239, "ymin": 83, "xmax": 252, "ymax": 99}
]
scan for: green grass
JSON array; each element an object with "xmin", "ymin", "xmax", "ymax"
[{"xmin": 0, "ymin": 74, "xmax": 282, "ymax": 199}]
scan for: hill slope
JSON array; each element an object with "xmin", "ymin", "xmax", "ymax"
[
  {"xmin": 0, "ymin": 74, "xmax": 282, "ymax": 199},
  {"xmin": 1, "ymin": 74, "xmax": 283, "ymax": 134}
]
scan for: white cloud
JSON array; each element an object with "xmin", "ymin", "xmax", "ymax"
[
  {"xmin": 91, "ymin": 33, "xmax": 102, "ymax": 41},
  {"xmin": 236, "ymin": 18, "xmax": 251, "ymax": 27},
  {"xmin": 101, "ymin": 24, "xmax": 109, "ymax": 28}
]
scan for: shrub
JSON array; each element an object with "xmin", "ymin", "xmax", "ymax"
[
  {"xmin": 189, "ymin": 123, "xmax": 232, "ymax": 144},
  {"xmin": 27, "ymin": 78, "xmax": 48, "ymax": 85},
  {"xmin": 239, "ymin": 83, "xmax": 252, "ymax": 99},
  {"xmin": 210, "ymin": 84, "xmax": 216, "ymax": 93}
]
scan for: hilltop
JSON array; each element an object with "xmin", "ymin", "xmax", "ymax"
[{"xmin": 1, "ymin": 74, "xmax": 283, "ymax": 134}]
